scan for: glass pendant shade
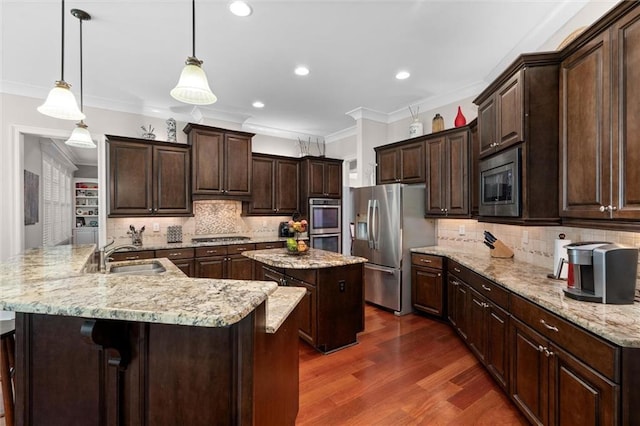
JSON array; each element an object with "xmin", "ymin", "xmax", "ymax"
[
  {"xmin": 170, "ymin": 57, "xmax": 217, "ymax": 105},
  {"xmin": 37, "ymin": 80, "xmax": 86, "ymax": 120},
  {"xmin": 65, "ymin": 121, "xmax": 96, "ymax": 148}
]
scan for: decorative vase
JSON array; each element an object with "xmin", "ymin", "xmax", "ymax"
[
  {"xmin": 432, "ymin": 113, "xmax": 444, "ymax": 133},
  {"xmin": 408, "ymin": 119, "xmax": 423, "ymax": 137},
  {"xmin": 454, "ymin": 106, "xmax": 466, "ymax": 127},
  {"xmin": 142, "ymin": 132, "xmax": 156, "ymax": 140}
]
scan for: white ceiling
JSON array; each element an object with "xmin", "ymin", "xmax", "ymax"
[{"xmin": 1, "ymin": 0, "xmax": 617, "ymax": 150}]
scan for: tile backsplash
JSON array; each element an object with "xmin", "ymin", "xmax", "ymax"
[
  {"xmin": 106, "ymin": 200, "xmax": 291, "ymax": 245},
  {"xmin": 436, "ymin": 219, "xmax": 640, "ymax": 281}
]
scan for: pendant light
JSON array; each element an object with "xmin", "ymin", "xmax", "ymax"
[
  {"xmin": 170, "ymin": 0, "xmax": 217, "ymax": 105},
  {"xmin": 37, "ymin": 0, "xmax": 85, "ymax": 120},
  {"xmin": 65, "ymin": 8, "xmax": 95, "ymax": 149}
]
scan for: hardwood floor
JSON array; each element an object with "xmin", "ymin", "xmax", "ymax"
[{"xmin": 297, "ymin": 305, "xmax": 528, "ymax": 425}]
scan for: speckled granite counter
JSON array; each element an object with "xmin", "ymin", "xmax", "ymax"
[
  {"xmin": 266, "ymin": 287, "xmax": 306, "ymax": 333},
  {"xmin": 242, "ymin": 248, "xmax": 368, "ymax": 269},
  {"xmin": 411, "ymin": 246, "xmax": 640, "ymax": 348},
  {"xmin": 0, "ymin": 244, "xmax": 288, "ymax": 329}
]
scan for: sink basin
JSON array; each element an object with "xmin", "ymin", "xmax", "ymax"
[{"xmin": 109, "ymin": 261, "xmax": 166, "ymax": 275}]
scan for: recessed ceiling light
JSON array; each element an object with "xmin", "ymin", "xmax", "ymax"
[
  {"xmin": 395, "ymin": 71, "xmax": 411, "ymax": 80},
  {"xmin": 294, "ymin": 66, "xmax": 310, "ymax": 76},
  {"xmin": 229, "ymin": 1, "xmax": 252, "ymax": 17},
  {"xmin": 252, "ymin": 101, "xmax": 265, "ymax": 108}
]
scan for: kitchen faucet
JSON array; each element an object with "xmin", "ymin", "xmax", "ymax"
[{"xmin": 99, "ymin": 238, "xmax": 140, "ymax": 272}]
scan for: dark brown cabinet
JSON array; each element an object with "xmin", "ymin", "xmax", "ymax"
[
  {"xmin": 156, "ymin": 248, "xmax": 195, "ymax": 277},
  {"xmin": 375, "ymin": 140, "xmax": 425, "ymax": 184},
  {"xmin": 184, "ymin": 124, "xmax": 253, "ymax": 200},
  {"xmin": 300, "ymin": 157, "xmax": 343, "ymax": 199},
  {"xmin": 244, "ymin": 154, "xmax": 299, "ymax": 215},
  {"xmin": 425, "ymin": 129, "xmax": 470, "ymax": 217},
  {"xmin": 107, "ymin": 136, "xmax": 192, "ymax": 217},
  {"xmin": 560, "ymin": 4, "xmax": 640, "ymax": 224},
  {"xmin": 194, "ymin": 244, "xmax": 256, "ymax": 279},
  {"xmin": 447, "ymin": 274, "xmax": 468, "ymax": 341},
  {"xmin": 474, "ymin": 53, "xmax": 562, "ymax": 225},
  {"xmin": 411, "ymin": 253, "xmax": 444, "ymax": 317}
]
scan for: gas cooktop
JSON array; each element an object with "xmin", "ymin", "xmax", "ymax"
[{"xmin": 191, "ymin": 236, "xmax": 251, "ymax": 243}]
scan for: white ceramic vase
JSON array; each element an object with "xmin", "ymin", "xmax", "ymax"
[{"xmin": 409, "ymin": 119, "xmax": 423, "ymax": 137}]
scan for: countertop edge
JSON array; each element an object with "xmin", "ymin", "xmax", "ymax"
[{"xmin": 265, "ymin": 287, "xmax": 306, "ymax": 334}]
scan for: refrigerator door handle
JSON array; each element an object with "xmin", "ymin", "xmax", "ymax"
[
  {"xmin": 367, "ymin": 200, "xmax": 372, "ymax": 248},
  {"xmin": 372, "ymin": 199, "xmax": 380, "ymax": 250}
]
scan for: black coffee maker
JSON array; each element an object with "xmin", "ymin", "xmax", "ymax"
[{"xmin": 279, "ymin": 222, "xmax": 294, "ymax": 238}]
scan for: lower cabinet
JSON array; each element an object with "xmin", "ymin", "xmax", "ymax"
[
  {"xmin": 194, "ymin": 244, "xmax": 256, "ymax": 279},
  {"xmin": 411, "ymin": 254, "xmax": 444, "ymax": 317},
  {"xmin": 447, "ymin": 273, "xmax": 468, "ymax": 341},
  {"xmin": 156, "ymin": 248, "xmax": 195, "ymax": 277}
]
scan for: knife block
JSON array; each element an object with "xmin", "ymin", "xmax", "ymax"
[{"xmin": 490, "ymin": 240, "xmax": 514, "ymax": 258}]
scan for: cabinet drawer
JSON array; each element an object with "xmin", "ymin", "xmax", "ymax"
[
  {"xmin": 511, "ymin": 294, "xmax": 619, "ymax": 381},
  {"xmin": 227, "ymin": 243, "xmax": 256, "ymax": 255},
  {"xmin": 195, "ymin": 246, "xmax": 228, "ymax": 257},
  {"xmin": 467, "ymin": 272, "xmax": 509, "ymax": 310},
  {"xmin": 155, "ymin": 248, "xmax": 195, "ymax": 260},
  {"xmin": 255, "ymin": 241, "xmax": 285, "ymax": 250},
  {"xmin": 411, "ymin": 253, "xmax": 443, "ymax": 269},
  {"xmin": 287, "ymin": 268, "xmax": 317, "ymax": 286},
  {"xmin": 447, "ymin": 259, "xmax": 471, "ymax": 282},
  {"xmin": 110, "ymin": 250, "xmax": 155, "ymax": 262}
]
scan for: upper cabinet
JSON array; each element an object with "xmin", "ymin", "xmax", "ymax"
[
  {"xmin": 244, "ymin": 154, "xmax": 300, "ymax": 216},
  {"xmin": 560, "ymin": 3, "xmax": 640, "ymax": 225},
  {"xmin": 184, "ymin": 124, "xmax": 253, "ymax": 200},
  {"xmin": 425, "ymin": 128, "xmax": 470, "ymax": 217},
  {"xmin": 375, "ymin": 139, "xmax": 425, "ymax": 184},
  {"xmin": 300, "ymin": 157, "xmax": 342, "ymax": 199},
  {"xmin": 474, "ymin": 52, "xmax": 562, "ymax": 225},
  {"xmin": 107, "ymin": 136, "xmax": 192, "ymax": 217},
  {"xmin": 478, "ymin": 72, "xmax": 524, "ymax": 158}
]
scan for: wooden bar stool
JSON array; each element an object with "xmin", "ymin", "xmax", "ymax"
[{"xmin": 0, "ymin": 311, "xmax": 16, "ymax": 426}]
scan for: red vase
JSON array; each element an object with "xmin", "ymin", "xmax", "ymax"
[{"xmin": 454, "ymin": 106, "xmax": 466, "ymax": 127}]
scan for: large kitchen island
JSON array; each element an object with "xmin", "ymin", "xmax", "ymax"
[
  {"xmin": 0, "ymin": 245, "xmax": 305, "ymax": 426},
  {"xmin": 243, "ymin": 248, "xmax": 368, "ymax": 354}
]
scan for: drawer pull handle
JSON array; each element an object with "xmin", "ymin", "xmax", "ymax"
[
  {"xmin": 540, "ymin": 319, "xmax": 559, "ymax": 332},
  {"xmin": 170, "ymin": 253, "xmax": 179, "ymax": 257},
  {"xmin": 125, "ymin": 256, "xmax": 138, "ymax": 260},
  {"xmin": 481, "ymin": 284, "xmax": 492, "ymax": 292},
  {"xmin": 206, "ymin": 250, "xmax": 217, "ymax": 254},
  {"xmin": 537, "ymin": 345, "xmax": 545, "ymax": 353},
  {"xmin": 454, "ymin": 267, "xmax": 461, "ymax": 273},
  {"xmin": 420, "ymin": 259, "xmax": 432, "ymax": 263},
  {"xmin": 473, "ymin": 298, "xmax": 484, "ymax": 307},
  {"xmin": 451, "ymin": 280, "xmax": 460, "ymax": 286},
  {"xmin": 236, "ymin": 247, "xmax": 247, "ymax": 251}
]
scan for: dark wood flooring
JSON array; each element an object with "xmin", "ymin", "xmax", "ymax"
[{"xmin": 297, "ymin": 305, "xmax": 528, "ymax": 425}]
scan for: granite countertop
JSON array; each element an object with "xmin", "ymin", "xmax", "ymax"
[
  {"xmin": 0, "ymin": 244, "xmax": 302, "ymax": 332},
  {"xmin": 242, "ymin": 248, "xmax": 368, "ymax": 269},
  {"xmin": 265, "ymin": 287, "xmax": 306, "ymax": 333},
  {"xmin": 411, "ymin": 246, "xmax": 640, "ymax": 348}
]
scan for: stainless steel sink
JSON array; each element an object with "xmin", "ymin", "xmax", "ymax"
[{"xmin": 108, "ymin": 261, "xmax": 166, "ymax": 275}]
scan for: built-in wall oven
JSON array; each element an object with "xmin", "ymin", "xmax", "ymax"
[
  {"xmin": 308, "ymin": 198, "xmax": 342, "ymax": 253},
  {"xmin": 479, "ymin": 146, "xmax": 521, "ymax": 217}
]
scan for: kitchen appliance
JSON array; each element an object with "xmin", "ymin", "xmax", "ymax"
[
  {"xmin": 479, "ymin": 146, "xmax": 521, "ymax": 217},
  {"xmin": 352, "ymin": 183, "xmax": 435, "ymax": 315},
  {"xmin": 279, "ymin": 222, "xmax": 295, "ymax": 238},
  {"xmin": 308, "ymin": 198, "xmax": 342, "ymax": 253},
  {"xmin": 565, "ymin": 242, "xmax": 638, "ymax": 304}
]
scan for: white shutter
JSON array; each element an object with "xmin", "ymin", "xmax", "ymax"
[{"xmin": 42, "ymin": 153, "xmax": 75, "ymax": 246}]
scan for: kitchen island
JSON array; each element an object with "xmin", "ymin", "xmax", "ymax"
[
  {"xmin": 243, "ymin": 248, "xmax": 368, "ymax": 353},
  {"xmin": 0, "ymin": 244, "xmax": 305, "ymax": 426}
]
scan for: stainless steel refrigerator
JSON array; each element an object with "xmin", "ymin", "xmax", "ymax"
[{"xmin": 352, "ymin": 184, "xmax": 436, "ymax": 315}]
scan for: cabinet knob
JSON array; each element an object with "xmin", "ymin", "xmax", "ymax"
[
  {"xmin": 154, "ymin": 208, "xmax": 158, "ymax": 212},
  {"xmin": 148, "ymin": 208, "xmax": 153, "ymax": 212}
]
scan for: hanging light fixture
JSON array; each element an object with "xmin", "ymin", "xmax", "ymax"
[
  {"xmin": 65, "ymin": 8, "xmax": 95, "ymax": 149},
  {"xmin": 170, "ymin": 0, "xmax": 217, "ymax": 105},
  {"xmin": 37, "ymin": 0, "xmax": 85, "ymax": 120}
]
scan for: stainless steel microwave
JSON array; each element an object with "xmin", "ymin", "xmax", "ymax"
[{"xmin": 479, "ymin": 146, "xmax": 521, "ymax": 217}]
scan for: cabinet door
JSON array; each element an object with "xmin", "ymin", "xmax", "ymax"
[
  {"xmin": 324, "ymin": 162, "xmax": 342, "ymax": 197},
  {"xmin": 549, "ymin": 344, "xmax": 619, "ymax": 426},
  {"xmin": 248, "ymin": 156, "xmax": 275, "ymax": 214},
  {"xmin": 171, "ymin": 259, "xmax": 195, "ymax": 277},
  {"xmin": 195, "ymin": 257, "xmax": 225, "ymax": 279},
  {"xmin": 399, "ymin": 142, "xmax": 425, "ymax": 183},
  {"xmin": 467, "ymin": 288, "xmax": 488, "ymax": 364},
  {"xmin": 307, "ymin": 161, "xmax": 326, "ymax": 197},
  {"xmin": 295, "ymin": 280, "xmax": 316, "ymax": 346},
  {"xmin": 192, "ymin": 129, "xmax": 224, "ymax": 194},
  {"xmin": 486, "ymin": 304, "xmax": 509, "ymax": 390},
  {"xmin": 478, "ymin": 96, "xmax": 497, "ymax": 158},
  {"xmin": 224, "ymin": 134, "xmax": 252, "ymax": 196},
  {"xmin": 510, "ymin": 319, "xmax": 549, "ymax": 426},
  {"xmin": 447, "ymin": 276, "xmax": 460, "ymax": 328},
  {"xmin": 275, "ymin": 159, "xmax": 300, "ymax": 213},
  {"xmin": 226, "ymin": 255, "xmax": 254, "ymax": 280},
  {"xmin": 560, "ymin": 32, "xmax": 611, "ymax": 219},
  {"xmin": 612, "ymin": 8, "xmax": 640, "ymax": 219},
  {"xmin": 446, "ymin": 131, "xmax": 469, "ymax": 216},
  {"xmin": 425, "ymin": 137, "xmax": 446, "ymax": 215},
  {"xmin": 109, "ymin": 140, "xmax": 153, "ymax": 215},
  {"xmin": 454, "ymin": 278, "xmax": 469, "ymax": 341},
  {"xmin": 377, "ymin": 148, "xmax": 399, "ymax": 184},
  {"xmin": 154, "ymin": 145, "xmax": 191, "ymax": 215},
  {"xmin": 496, "ymin": 70, "xmax": 524, "ymax": 150},
  {"xmin": 411, "ymin": 266, "xmax": 443, "ymax": 316}
]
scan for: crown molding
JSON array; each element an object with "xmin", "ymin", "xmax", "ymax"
[
  {"xmin": 241, "ymin": 122, "xmax": 323, "ymax": 142},
  {"xmin": 345, "ymin": 107, "xmax": 389, "ymax": 124},
  {"xmin": 325, "ymin": 126, "xmax": 357, "ymax": 145}
]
